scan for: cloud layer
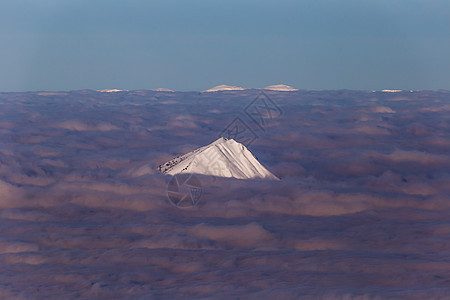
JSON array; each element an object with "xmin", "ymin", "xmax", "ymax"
[{"xmin": 0, "ymin": 89, "xmax": 449, "ymax": 298}]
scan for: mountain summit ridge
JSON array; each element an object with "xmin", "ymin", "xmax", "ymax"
[
  {"xmin": 263, "ymin": 84, "xmax": 299, "ymax": 91},
  {"xmin": 202, "ymin": 85, "xmax": 247, "ymax": 92},
  {"xmin": 158, "ymin": 137, "xmax": 278, "ymax": 180}
]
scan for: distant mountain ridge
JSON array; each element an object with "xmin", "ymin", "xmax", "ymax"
[
  {"xmin": 202, "ymin": 85, "xmax": 247, "ymax": 92},
  {"xmin": 263, "ymin": 84, "xmax": 299, "ymax": 91},
  {"xmin": 202, "ymin": 84, "xmax": 299, "ymax": 92},
  {"xmin": 152, "ymin": 88, "xmax": 175, "ymax": 92},
  {"xmin": 95, "ymin": 84, "xmax": 299, "ymax": 93},
  {"xmin": 97, "ymin": 89, "xmax": 127, "ymax": 93}
]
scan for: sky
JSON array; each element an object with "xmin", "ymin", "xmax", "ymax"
[{"xmin": 1, "ymin": 0, "xmax": 450, "ymax": 92}]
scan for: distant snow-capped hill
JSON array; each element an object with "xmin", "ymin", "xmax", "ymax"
[
  {"xmin": 263, "ymin": 84, "xmax": 299, "ymax": 91},
  {"xmin": 202, "ymin": 85, "xmax": 247, "ymax": 92},
  {"xmin": 158, "ymin": 137, "xmax": 278, "ymax": 180},
  {"xmin": 97, "ymin": 89, "xmax": 127, "ymax": 93},
  {"xmin": 381, "ymin": 89, "xmax": 403, "ymax": 93}
]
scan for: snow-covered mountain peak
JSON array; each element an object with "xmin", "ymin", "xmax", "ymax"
[
  {"xmin": 158, "ymin": 138, "xmax": 278, "ymax": 180},
  {"xmin": 97, "ymin": 89, "xmax": 127, "ymax": 93},
  {"xmin": 202, "ymin": 85, "xmax": 247, "ymax": 92},
  {"xmin": 263, "ymin": 84, "xmax": 299, "ymax": 91},
  {"xmin": 381, "ymin": 89, "xmax": 402, "ymax": 93}
]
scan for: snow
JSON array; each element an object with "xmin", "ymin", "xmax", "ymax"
[
  {"xmin": 264, "ymin": 84, "xmax": 299, "ymax": 91},
  {"xmin": 202, "ymin": 85, "xmax": 247, "ymax": 92},
  {"xmin": 97, "ymin": 89, "xmax": 127, "ymax": 93},
  {"xmin": 159, "ymin": 137, "xmax": 279, "ymax": 180},
  {"xmin": 381, "ymin": 89, "xmax": 403, "ymax": 93}
]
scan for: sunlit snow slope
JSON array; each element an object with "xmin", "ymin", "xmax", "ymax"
[
  {"xmin": 159, "ymin": 137, "xmax": 278, "ymax": 180},
  {"xmin": 263, "ymin": 84, "xmax": 299, "ymax": 91},
  {"xmin": 202, "ymin": 85, "xmax": 247, "ymax": 92}
]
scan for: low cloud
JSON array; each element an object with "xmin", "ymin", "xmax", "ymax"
[{"xmin": 0, "ymin": 90, "xmax": 449, "ymax": 298}]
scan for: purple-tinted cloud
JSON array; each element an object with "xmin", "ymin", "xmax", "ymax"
[{"xmin": 0, "ymin": 90, "xmax": 449, "ymax": 298}]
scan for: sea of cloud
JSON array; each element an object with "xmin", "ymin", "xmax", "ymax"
[{"xmin": 0, "ymin": 89, "xmax": 449, "ymax": 299}]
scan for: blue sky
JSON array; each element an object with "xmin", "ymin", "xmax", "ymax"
[{"xmin": 1, "ymin": 0, "xmax": 449, "ymax": 91}]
